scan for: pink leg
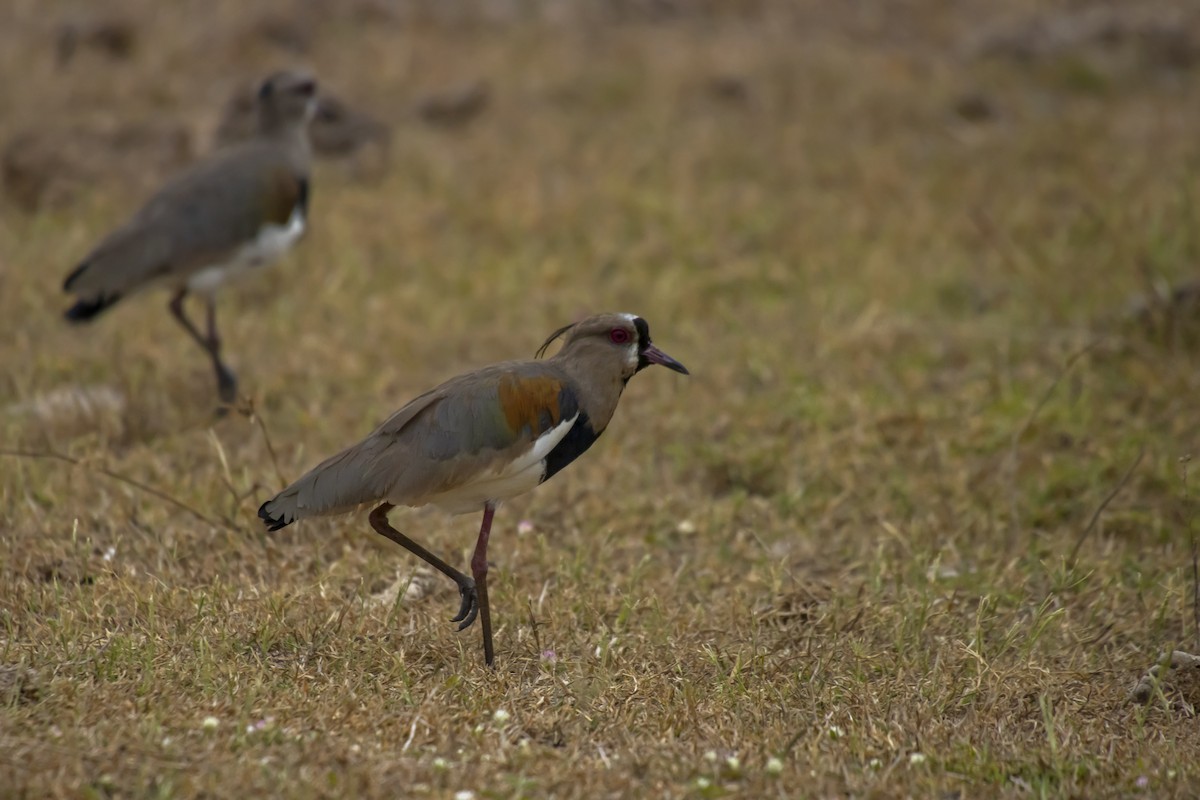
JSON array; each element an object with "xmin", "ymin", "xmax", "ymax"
[{"xmin": 472, "ymin": 502, "xmax": 496, "ymax": 667}]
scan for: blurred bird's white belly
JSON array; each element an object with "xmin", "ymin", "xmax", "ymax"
[{"xmin": 186, "ymin": 207, "xmax": 306, "ymax": 294}]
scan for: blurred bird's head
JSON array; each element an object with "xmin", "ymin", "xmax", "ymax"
[{"xmin": 257, "ymin": 70, "xmax": 319, "ymax": 131}]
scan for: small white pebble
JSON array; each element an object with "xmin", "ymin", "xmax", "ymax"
[
  {"xmin": 868, "ymin": 758, "xmax": 882, "ymax": 769},
  {"xmin": 766, "ymin": 756, "xmax": 783, "ymax": 775},
  {"xmin": 161, "ymin": 737, "xmax": 172, "ymax": 747},
  {"xmin": 676, "ymin": 519, "xmax": 698, "ymax": 534},
  {"xmin": 202, "ymin": 716, "xmax": 219, "ymax": 731},
  {"xmin": 454, "ymin": 791, "xmax": 475, "ymax": 800},
  {"xmin": 245, "ymin": 725, "xmax": 256, "ymax": 734},
  {"xmin": 472, "ymin": 724, "xmax": 484, "ymax": 735},
  {"xmin": 1168, "ymin": 769, "xmax": 1178, "ymax": 779},
  {"xmin": 725, "ymin": 756, "xmax": 740, "ymax": 772},
  {"xmin": 433, "ymin": 757, "xmax": 448, "ymax": 770},
  {"xmin": 492, "ymin": 708, "xmax": 511, "ymax": 724},
  {"xmin": 102, "ymin": 546, "xmax": 116, "ymax": 562},
  {"xmin": 909, "ymin": 752, "xmax": 926, "ymax": 765},
  {"xmin": 695, "ymin": 777, "xmax": 711, "ymax": 789},
  {"xmin": 349, "ymin": 744, "xmax": 360, "ymax": 754},
  {"xmin": 703, "ymin": 750, "xmax": 718, "ymax": 763},
  {"xmin": 828, "ymin": 725, "xmax": 844, "ymax": 740}
]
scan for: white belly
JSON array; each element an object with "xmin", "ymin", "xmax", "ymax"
[
  {"xmin": 186, "ymin": 207, "xmax": 306, "ymax": 294},
  {"xmin": 427, "ymin": 460, "xmax": 548, "ymax": 515}
]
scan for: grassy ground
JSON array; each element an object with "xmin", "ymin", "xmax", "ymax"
[{"xmin": 4, "ymin": 0, "xmax": 1200, "ymax": 797}]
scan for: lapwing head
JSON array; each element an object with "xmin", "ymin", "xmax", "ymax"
[
  {"xmin": 537, "ymin": 313, "xmax": 689, "ymax": 381},
  {"xmin": 256, "ymin": 70, "xmax": 319, "ymax": 130}
]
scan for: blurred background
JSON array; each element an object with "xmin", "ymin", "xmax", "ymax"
[{"xmin": 4, "ymin": 0, "xmax": 1198, "ymax": 444}]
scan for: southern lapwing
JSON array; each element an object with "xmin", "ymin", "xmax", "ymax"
[
  {"xmin": 258, "ymin": 313, "xmax": 689, "ymax": 667},
  {"xmin": 61, "ymin": 70, "xmax": 316, "ymax": 407}
]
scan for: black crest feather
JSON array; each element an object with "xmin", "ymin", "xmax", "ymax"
[{"xmin": 535, "ymin": 321, "xmax": 575, "ymax": 359}]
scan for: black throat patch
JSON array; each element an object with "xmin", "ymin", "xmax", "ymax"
[{"xmin": 541, "ymin": 410, "xmax": 602, "ymax": 483}]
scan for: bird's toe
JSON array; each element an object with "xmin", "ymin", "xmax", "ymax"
[{"xmin": 451, "ymin": 581, "xmax": 478, "ymax": 629}]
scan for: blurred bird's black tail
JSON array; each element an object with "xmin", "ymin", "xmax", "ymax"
[
  {"xmin": 64, "ymin": 295, "xmax": 118, "ymax": 323},
  {"xmin": 63, "ymin": 261, "xmax": 120, "ymax": 323}
]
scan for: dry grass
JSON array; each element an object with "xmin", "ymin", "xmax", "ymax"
[{"xmin": 4, "ymin": 0, "xmax": 1200, "ymax": 797}]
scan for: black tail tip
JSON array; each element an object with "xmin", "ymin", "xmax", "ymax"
[
  {"xmin": 258, "ymin": 500, "xmax": 292, "ymax": 532},
  {"xmin": 64, "ymin": 296, "xmax": 117, "ymax": 323}
]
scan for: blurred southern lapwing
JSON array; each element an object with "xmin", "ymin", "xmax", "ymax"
[
  {"xmin": 61, "ymin": 70, "xmax": 316, "ymax": 407},
  {"xmin": 258, "ymin": 313, "xmax": 689, "ymax": 667}
]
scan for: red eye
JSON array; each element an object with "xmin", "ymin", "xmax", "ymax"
[{"xmin": 609, "ymin": 328, "xmax": 631, "ymax": 344}]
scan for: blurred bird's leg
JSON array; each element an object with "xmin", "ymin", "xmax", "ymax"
[
  {"xmin": 204, "ymin": 297, "xmax": 238, "ymax": 406},
  {"xmin": 368, "ymin": 503, "xmax": 480, "ymax": 629},
  {"xmin": 167, "ymin": 290, "xmax": 237, "ymax": 407},
  {"xmin": 472, "ymin": 502, "xmax": 496, "ymax": 667}
]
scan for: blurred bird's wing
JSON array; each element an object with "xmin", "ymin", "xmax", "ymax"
[{"xmin": 63, "ymin": 142, "xmax": 307, "ymax": 300}]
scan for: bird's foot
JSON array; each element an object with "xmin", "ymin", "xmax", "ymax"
[{"xmin": 451, "ymin": 579, "xmax": 479, "ymax": 631}]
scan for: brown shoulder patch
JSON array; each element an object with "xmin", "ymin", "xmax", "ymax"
[
  {"xmin": 497, "ymin": 374, "xmax": 563, "ymax": 436},
  {"xmin": 263, "ymin": 168, "xmax": 301, "ymax": 225}
]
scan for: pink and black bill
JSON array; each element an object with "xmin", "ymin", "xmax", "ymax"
[{"xmin": 631, "ymin": 317, "xmax": 688, "ymax": 375}]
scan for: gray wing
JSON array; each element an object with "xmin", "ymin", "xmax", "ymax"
[
  {"xmin": 259, "ymin": 388, "xmax": 445, "ymax": 528},
  {"xmin": 258, "ymin": 362, "xmax": 578, "ymax": 528}
]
